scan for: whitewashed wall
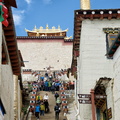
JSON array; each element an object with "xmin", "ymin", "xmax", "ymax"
[
  {"xmin": 0, "ymin": 25, "xmax": 15, "ymax": 119},
  {"xmin": 78, "ymin": 19, "xmax": 120, "ymax": 120},
  {"xmin": 22, "ymin": 74, "xmax": 35, "ymax": 82},
  {"xmin": 1, "ymin": 59, "xmax": 22, "ymax": 120},
  {"xmin": 113, "ymin": 46, "xmax": 120, "ymax": 120},
  {"xmin": 1, "ymin": 64, "xmax": 14, "ymax": 120},
  {"xmin": 105, "ymin": 79, "xmax": 114, "ymax": 120},
  {"xmin": 17, "ymin": 39, "xmax": 72, "ymax": 71}
]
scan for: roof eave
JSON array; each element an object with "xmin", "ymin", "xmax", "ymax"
[{"xmin": 3, "ymin": 6, "xmax": 21, "ymax": 75}]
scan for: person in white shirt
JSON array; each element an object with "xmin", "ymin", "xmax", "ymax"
[{"xmin": 43, "ymin": 93, "xmax": 49, "ymax": 100}]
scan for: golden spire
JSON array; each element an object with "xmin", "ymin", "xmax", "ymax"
[
  {"xmin": 80, "ymin": 0, "xmax": 91, "ymax": 10},
  {"xmin": 33, "ymin": 25, "xmax": 37, "ymax": 31},
  {"xmin": 58, "ymin": 25, "xmax": 61, "ymax": 30},
  {"xmin": 46, "ymin": 24, "xmax": 49, "ymax": 29}
]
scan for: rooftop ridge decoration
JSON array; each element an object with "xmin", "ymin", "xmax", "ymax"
[{"xmin": 25, "ymin": 24, "xmax": 69, "ymax": 37}]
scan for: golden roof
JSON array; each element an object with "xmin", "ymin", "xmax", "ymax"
[{"xmin": 25, "ymin": 24, "xmax": 68, "ymax": 34}]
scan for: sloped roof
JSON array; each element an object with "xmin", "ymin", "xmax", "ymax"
[{"xmin": 3, "ymin": 6, "xmax": 21, "ymax": 75}]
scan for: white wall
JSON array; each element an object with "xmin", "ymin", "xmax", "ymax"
[
  {"xmin": 113, "ymin": 46, "xmax": 120, "ymax": 120},
  {"xmin": 78, "ymin": 19, "xmax": 120, "ymax": 119},
  {"xmin": 22, "ymin": 74, "xmax": 35, "ymax": 82},
  {"xmin": 106, "ymin": 79, "xmax": 114, "ymax": 120},
  {"xmin": 0, "ymin": 25, "xmax": 15, "ymax": 119},
  {"xmin": 17, "ymin": 39, "xmax": 72, "ymax": 71},
  {"xmin": 1, "ymin": 64, "xmax": 14, "ymax": 120}
]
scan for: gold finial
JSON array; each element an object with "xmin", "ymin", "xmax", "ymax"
[
  {"xmin": 58, "ymin": 25, "xmax": 61, "ymax": 30},
  {"xmin": 52, "ymin": 26, "xmax": 55, "ymax": 29},
  {"xmin": 34, "ymin": 25, "xmax": 37, "ymax": 31},
  {"xmin": 80, "ymin": 0, "xmax": 91, "ymax": 10},
  {"xmin": 40, "ymin": 26, "xmax": 43, "ymax": 29},
  {"xmin": 46, "ymin": 24, "xmax": 49, "ymax": 29}
]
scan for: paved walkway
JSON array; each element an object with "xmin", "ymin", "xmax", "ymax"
[{"xmin": 30, "ymin": 91, "xmax": 67, "ymax": 120}]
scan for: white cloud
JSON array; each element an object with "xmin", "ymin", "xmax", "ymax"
[
  {"xmin": 12, "ymin": 10, "xmax": 25, "ymax": 26},
  {"xmin": 13, "ymin": 14, "xmax": 23, "ymax": 25},
  {"xmin": 20, "ymin": 10, "xmax": 25, "ymax": 14},
  {"xmin": 43, "ymin": 0, "xmax": 52, "ymax": 4},
  {"xmin": 25, "ymin": 0, "xmax": 31, "ymax": 4},
  {"xmin": 12, "ymin": 0, "xmax": 30, "ymax": 26}
]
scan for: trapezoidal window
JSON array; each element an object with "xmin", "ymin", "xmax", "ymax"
[
  {"xmin": 103, "ymin": 28, "xmax": 118, "ymax": 54},
  {"xmin": 107, "ymin": 34, "xmax": 117, "ymax": 48}
]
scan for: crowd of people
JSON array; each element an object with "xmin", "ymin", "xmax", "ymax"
[
  {"xmin": 31, "ymin": 72, "xmax": 69, "ymax": 120},
  {"xmin": 37, "ymin": 78, "xmax": 61, "ymax": 92},
  {"xmin": 34, "ymin": 93, "xmax": 49, "ymax": 119},
  {"xmin": 32, "ymin": 72, "xmax": 58, "ymax": 120}
]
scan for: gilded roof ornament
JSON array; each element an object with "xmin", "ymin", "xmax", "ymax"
[
  {"xmin": 81, "ymin": 0, "xmax": 91, "ymax": 10},
  {"xmin": 46, "ymin": 24, "xmax": 49, "ymax": 29},
  {"xmin": 40, "ymin": 26, "xmax": 43, "ymax": 29},
  {"xmin": 52, "ymin": 26, "xmax": 55, "ymax": 29},
  {"xmin": 33, "ymin": 25, "xmax": 37, "ymax": 31},
  {"xmin": 58, "ymin": 25, "xmax": 61, "ymax": 30},
  {"xmin": 25, "ymin": 25, "xmax": 70, "ymax": 37}
]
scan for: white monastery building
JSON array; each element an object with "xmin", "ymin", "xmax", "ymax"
[
  {"xmin": 70, "ymin": 0, "xmax": 120, "ymax": 120},
  {"xmin": 17, "ymin": 25, "xmax": 73, "ymax": 71}
]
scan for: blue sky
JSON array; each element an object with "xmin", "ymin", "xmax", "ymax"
[{"xmin": 12, "ymin": 0, "xmax": 120, "ymax": 38}]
